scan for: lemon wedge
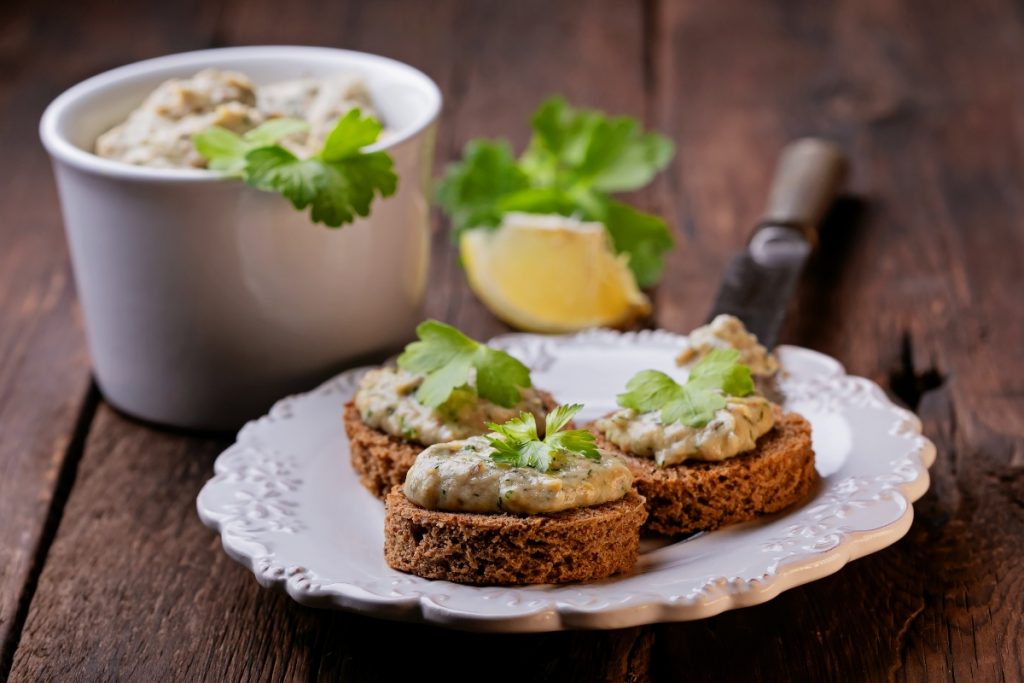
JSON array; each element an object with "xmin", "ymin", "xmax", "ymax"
[{"xmin": 459, "ymin": 213, "xmax": 651, "ymax": 333}]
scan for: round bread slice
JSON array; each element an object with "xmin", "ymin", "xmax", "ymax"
[
  {"xmin": 343, "ymin": 401, "xmax": 422, "ymax": 498},
  {"xmin": 384, "ymin": 488, "xmax": 648, "ymax": 585},
  {"xmin": 592, "ymin": 412, "xmax": 818, "ymax": 537},
  {"xmin": 343, "ymin": 391, "xmax": 558, "ymax": 499}
]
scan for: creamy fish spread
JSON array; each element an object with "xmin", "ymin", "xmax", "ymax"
[
  {"xmin": 404, "ymin": 436, "xmax": 633, "ymax": 514},
  {"xmin": 354, "ymin": 367, "xmax": 548, "ymax": 446},
  {"xmin": 676, "ymin": 314, "xmax": 779, "ymax": 376},
  {"xmin": 95, "ymin": 69, "xmax": 378, "ymax": 168},
  {"xmin": 594, "ymin": 396, "xmax": 776, "ymax": 466}
]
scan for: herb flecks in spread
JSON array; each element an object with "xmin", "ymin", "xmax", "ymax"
[
  {"xmin": 436, "ymin": 97, "xmax": 675, "ymax": 288},
  {"xmin": 595, "ymin": 349, "xmax": 776, "ymax": 465},
  {"xmin": 598, "ymin": 397, "xmax": 775, "ymax": 466},
  {"xmin": 396, "ymin": 320, "xmax": 531, "ymax": 409},
  {"xmin": 676, "ymin": 315, "xmax": 779, "ymax": 377},
  {"xmin": 96, "ymin": 69, "xmax": 377, "ymax": 169},
  {"xmin": 95, "ymin": 69, "xmax": 396, "ymax": 228},
  {"xmin": 354, "ymin": 320, "xmax": 545, "ymax": 445},
  {"xmin": 354, "ymin": 367, "xmax": 546, "ymax": 445},
  {"xmin": 403, "ymin": 405, "xmax": 632, "ymax": 514}
]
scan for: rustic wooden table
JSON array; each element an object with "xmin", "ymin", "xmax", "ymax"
[{"xmin": 3, "ymin": 0, "xmax": 1022, "ymax": 680}]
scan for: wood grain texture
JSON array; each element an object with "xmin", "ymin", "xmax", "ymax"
[
  {"xmin": 5, "ymin": 0, "xmax": 653, "ymax": 680},
  {"xmin": 0, "ymin": 0, "xmax": 229, "ymax": 672},
  {"xmin": 2, "ymin": 0, "xmax": 1023, "ymax": 680},
  {"xmin": 0, "ymin": 0, "xmax": 96, "ymax": 672},
  {"xmin": 8, "ymin": 404, "xmax": 652, "ymax": 681},
  {"xmin": 650, "ymin": 0, "xmax": 1024, "ymax": 680}
]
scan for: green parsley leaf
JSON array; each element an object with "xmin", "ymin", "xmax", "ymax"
[
  {"xmin": 320, "ymin": 109, "xmax": 384, "ymax": 159},
  {"xmin": 436, "ymin": 97, "xmax": 675, "ymax": 285},
  {"xmin": 617, "ymin": 349, "xmax": 755, "ymax": 428},
  {"xmin": 687, "ymin": 347, "xmax": 756, "ymax": 396},
  {"xmin": 475, "ymin": 346, "xmax": 534, "ymax": 408},
  {"xmin": 193, "ymin": 127, "xmax": 249, "ymax": 175},
  {"xmin": 243, "ymin": 118, "xmax": 311, "ymax": 147},
  {"xmin": 486, "ymin": 404, "xmax": 600, "ymax": 472},
  {"xmin": 495, "ymin": 187, "xmax": 578, "ymax": 216},
  {"xmin": 194, "ymin": 109, "xmax": 397, "ymax": 228},
  {"xmin": 616, "ymin": 369, "xmax": 683, "ymax": 413},
  {"xmin": 192, "ymin": 118, "xmax": 311, "ymax": 176},
  {"xmin": 488, "ymin": 434, "xmax": 531, "ymax": 468},
  {"xmin": 544, "ymin": 403, "xmax": 580, "ymax": 435},
  {"xmin": 397, "ymin": 320, "xmax": 532, "ymax": 409},
  {"xmin": 435, "ymin": 140, "xmax": 529, "ymax": 239},
  {"xmin": 245, "ymin": 147, "xmax": 319, "ymax": 206},
  {"xmin": 597, "ymin": 199, "xmax": 674, "ymax": 288},
  {"xmin": 545, "ymin": 428, "xmax": 601, "ymax": 460},
  {"xmin": 489, "ymin": 412, "xmax": 540, "ymax": 442},
  {"xmin": 521, "ymin": 97, "xmax": 674, "ymax": 193}
]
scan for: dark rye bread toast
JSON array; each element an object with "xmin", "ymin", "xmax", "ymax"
[
  {"xmin": 592, "ymin": 412, "xmax": 818, "ymax": 537},
  {"xmin": 344, "ymin": 401, "xmax": 422, "ymax": 498},
  {"xmin": 384, "ymin": 488, "xmax": 648, "ymax": 585},
  {"xmin": 343, "ymin": 391, "xmax": 558, "ymax": 499}
]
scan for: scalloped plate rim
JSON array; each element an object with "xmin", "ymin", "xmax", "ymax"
[{"xmin": 197, "ymin": 329, "xmax": 936, "ymax": 632}]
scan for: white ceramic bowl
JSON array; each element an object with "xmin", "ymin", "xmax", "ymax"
[{"xmin": 40, "ymin": 46, "xmax": 441, "ymax": 431}]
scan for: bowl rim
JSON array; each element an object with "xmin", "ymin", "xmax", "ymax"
[{"xmin": 38, "ymin": 45, "xmax": 443, "ymax": 183}]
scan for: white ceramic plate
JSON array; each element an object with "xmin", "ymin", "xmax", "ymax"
[{"xmin": 197, "ymin": 329, "xmax": 935, "ymax": 632}]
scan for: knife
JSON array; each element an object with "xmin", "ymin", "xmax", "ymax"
[{"xmin": 707, "ymin": 138, "xmax": 848, "ymax": 349}]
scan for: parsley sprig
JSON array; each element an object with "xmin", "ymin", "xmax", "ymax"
[
  {"xmin": 436, "ymin": 97, "xmax": 675, "ymax": 287},
  {"xmin": 193, "ymin": 109, "xmax": 397, "ymax": 228},
  {"xmin": 487, "ymin": 404, "xmax": 599, "ymax": 472},
  {"xmin": 397, "ymin": 320, "xmax": 531, "ymax": 409},
  {"xmin": 617, "ymin": 349, "xmax": 756, "ymax": 427}
]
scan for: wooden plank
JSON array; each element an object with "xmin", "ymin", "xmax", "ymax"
[
  {"xmin": 8, "ymin": 0, "xmax": 1024, "ymax": 679},
  {"xmin": 0, "ymin": 2, "xmax": 98, "ymax": 674},
  {"xmin": 10, "ymin": 407, "xmax": 652, "ymax": 680},
  {"xmin": 7, "ymin": 0, "xmax": 657, "ymax": 680},
  {"xmin": 0, "ymin": 0, "xmax": 231, "ymax": 673},
  {"xmin": 651, "ymin": 0, "xmax": 1024, "ymax": 680}
]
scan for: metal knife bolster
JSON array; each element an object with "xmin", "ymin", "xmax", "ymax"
[
  {"xmin": 708, "ymin": 225, "xmax": 813, "ymax": 350},
  {"xmin": 706, "ymin": 139, "xmax": 848, "ymax": 349}
]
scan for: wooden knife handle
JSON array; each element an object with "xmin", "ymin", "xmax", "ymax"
[{"xmin": 759, "ymin": 138, "xmax": 848, "ymax": 241}]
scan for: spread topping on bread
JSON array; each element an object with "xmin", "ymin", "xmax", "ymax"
[
  {"xmin": 404, "ymin": 436, "xmax": 632, "ymax": 514},
  {"xmin": 403, "ymin": 405, "xmax": 633, "ymax": 514},
  {"xmin": 595, "ymin": 396, "xmax": 776, "ymax": 465},
  {"xmin": 354, "ymin": 320, "xmax": 548, "ymax": 445},
  {"xmin": 355, "ymin": 367, "xmax": 547, "ymax": 445},
  {"xmin": 676, "ymin": 314, "xmax": 778, "ymax": 376},
  {"xmin": 593, "ymin": 348, "xmax": 778, "ymax": 465}
]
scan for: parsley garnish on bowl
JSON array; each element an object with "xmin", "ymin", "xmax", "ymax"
[
  {"xmin": 193, "ymin": 108, "xmax": 397, "ymax": 228},
  {"xmin": 436, "ymin": 97, "xmax": 675, "ymax": 287}
]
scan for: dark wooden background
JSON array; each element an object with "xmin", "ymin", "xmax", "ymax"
[{"xmin": 2, "ymin": 0, "xmax": 1022, "ymax": 680}]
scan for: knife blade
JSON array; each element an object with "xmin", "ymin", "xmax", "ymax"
[{"xmin": 707, "ymin": 138, "xmax": 848, "ymax": 349}]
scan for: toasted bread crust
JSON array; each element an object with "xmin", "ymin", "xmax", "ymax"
[
  {"xmin": 344, "ymin": 401, "xmax": 422, "ymax": 498},
  {"xmin": 384, "ymin": 488, "xmax": 648, "ymax": 585},
  {"xmin": 343, "ymin": 391, "xmax": 559, "ymax": 499},
  {"xmin": 592, "ymin": 412, "xmax": 818, "ymax": 537}
]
